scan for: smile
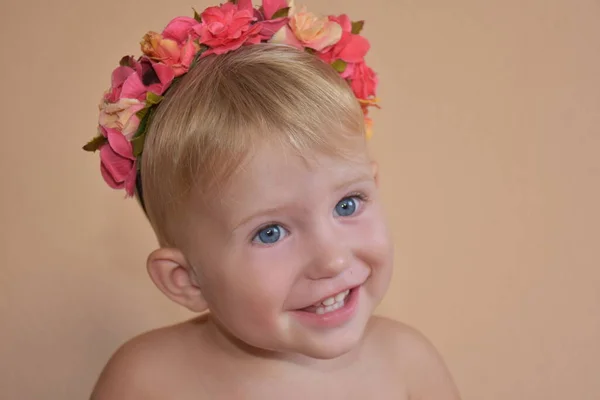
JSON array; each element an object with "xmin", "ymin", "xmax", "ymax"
[
  {"xmin": 292, "ymin": 286, "xmax": 361, "ymax": 329},
  {"xmin": 304, "ymin": 289, "xmax": 351, "ymax": 315}
]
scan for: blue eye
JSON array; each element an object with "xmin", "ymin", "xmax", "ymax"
[
  {"xmin": 253, "ymin": 224, "xmax": 288, "ymax": 244},
  {"xmin": 334, "ymin": 196, "xmax": 361, "ymax": 217}
]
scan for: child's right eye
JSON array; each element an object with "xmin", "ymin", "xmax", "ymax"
[{"xmin": 252, "ymin": 224, "xmax": 288, "ymax": 245}]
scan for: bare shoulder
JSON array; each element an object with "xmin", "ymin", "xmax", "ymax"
[
  {"xmin": 90, "ymin": 317, "xmax": 208, "ymax": 400},
  {"xmin": 366, "ymin": 316, "xmax": 462, "ymax": 400}
]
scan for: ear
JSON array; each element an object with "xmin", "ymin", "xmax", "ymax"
[
  {"xmin": 371, "ymin": 161, "xmax": 380, "ymax": 187},
  {"xmin": 146, "ymin": 248, "xmax": 208, "ymax": 313}
]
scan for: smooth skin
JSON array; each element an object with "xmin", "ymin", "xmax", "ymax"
[{"xmin": 91, "ymin": 137, "xmax": 461, "ymax": 399}]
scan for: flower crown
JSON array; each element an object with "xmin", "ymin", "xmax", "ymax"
[{"xmin": 83, "ymin": 0, "xmax": 379, "ymax": 197}]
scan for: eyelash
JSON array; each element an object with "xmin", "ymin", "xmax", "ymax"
[
  {"xmin": 250, "ymin": 191, "xmax": 370, "ymax": 244},
  {"xmin": 346, "ymin": 191, "xmax": 369, "ymax": 204}
]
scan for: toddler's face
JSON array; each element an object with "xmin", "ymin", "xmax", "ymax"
[{"xmin": 183, "ymin": 138, "xmax": 393, "ymax": 359}]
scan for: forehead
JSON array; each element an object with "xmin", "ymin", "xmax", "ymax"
[
  {"xmin": 200, "ymin": 138, "xmax": 370, "ymax": 213},
  {"xmin": 242, "ymin": 140, "xmax": 367, "ymax": 185}
]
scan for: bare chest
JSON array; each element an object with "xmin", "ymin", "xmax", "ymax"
[
  {"xmin": 217, "ymin": 382, "xmax": 409, "ymax": 400},
  {"xmin": 175, "ymin": 370, "xmax": 409, "ymax": 400}
]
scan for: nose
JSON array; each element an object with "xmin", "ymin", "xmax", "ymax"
[{"xmin": 305, "ymin": 230, "xmax": 352, "ymax": 281}]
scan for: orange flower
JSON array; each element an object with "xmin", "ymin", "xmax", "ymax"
[
  {"xmin": 140, "ymin": 31, "xmax": 196, "ymax": 76},
  {"xmin": 359, "ymin": 98, "xmax": 380, "ymax": 140}
]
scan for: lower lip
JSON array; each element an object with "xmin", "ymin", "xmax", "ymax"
[{"xmin": 291, "ymin": 286, "xmax": 360, "ymax": 329}]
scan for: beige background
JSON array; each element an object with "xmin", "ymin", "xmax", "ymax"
[{"xmin": 1, "ymin": 0, "xmax": 599, "ymax": 398}]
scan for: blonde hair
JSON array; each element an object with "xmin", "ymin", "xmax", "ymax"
[{"xmin": 141, "ymin": 43, "xmax": 365, "ymax": 247}]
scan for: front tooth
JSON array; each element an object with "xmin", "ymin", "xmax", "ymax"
[
  {"xmin": 322, "ymin": 296, "xmax": 336, "ymax": 306},
  {"xmin": 335, "ymin": 291, "xmax": 348, "ymax": 302}
]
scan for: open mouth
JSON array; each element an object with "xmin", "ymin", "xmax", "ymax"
[
  {"xmin": 300, "ymin": 288, "xmax": 353, "ymax": 315},
  {"xmin": 291, "ymin": 286, "xmax": 361, "ymax": 328}
]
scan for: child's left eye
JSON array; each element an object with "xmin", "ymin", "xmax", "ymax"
[{"xmin": 334, "ymin": 195, "xmax": 364, "ymax": 217}]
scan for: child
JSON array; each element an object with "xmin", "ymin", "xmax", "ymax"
[{"xmin": 85, "ymin": 0, "xmax": 461, "ymax": 398}]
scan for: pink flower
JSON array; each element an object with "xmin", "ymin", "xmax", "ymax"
[
  {"xmin": 349, "ymin": 61, "xmax": 377, "ymax": 100},
  {"xmin": 162, "ymin": 16, "xmax": 201, "ymax": 44},
  {"xmin": 140, "ymin": 31, "xmax": 197, "ymax": 77},
  {"xmin": 318, "ymin": 14, "xmax": 370, "ymax": 64},
  {"xmin": 98, "ymin": 98, "xmax": 145, "ymax": 139},
  {"xmin": 198, "ymin": 1, "xmax": 263, "ymax": 56},
  {"xmin": 99, "ymin": 127, "xmax": 137, "ymax": 196},
  {"xmin": 270, "ymin": 2, "xmax": 342, "ymax": 51},
  {"xmin": 262, "ymin": 0, "xmax": 288, "ymax": 19},
  {"xmin": 120, "ymin": 57, "xmax": 175, "ymax": 101},
  {"xmin": 256, "ymin": 0, "xmax": 291, "ymax": 40},
  {"xmin": 103, "ymin": 63, "xmax": 137, "ymax": 103},
  {"xmin": 103, "ymin": 57, "xmax": 175, "ymax": 103}
]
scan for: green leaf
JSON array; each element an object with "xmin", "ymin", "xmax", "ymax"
[
  {"xmin": 331, "ymin": 59, "xmax": 347, "ymax": 73},
  {"xmin": 134, "ymin": 115, "xmax": 150, "ymax": 139},
  {"xmin": 133, "ymin": 103, "xmax": 157, "ymax": 140},
  {"xmin": 192, "ymin": 7, "xmax": 202, "ymax": 22},
  {"xmin": 82, "ymin": 135, "xmax": 107, "ymax": 152},
  {"xmin": 136, "ymin": 107, "xmax": 149, "ymax": 121},
  {"xmin": 131, "ymin": 133, "xmax": 146, "ymax": 158},
  {"xmin": 272, "ymin": 7, "xmax": 290, "ymax": 19},
  {"xmin": 351, "ymin": 20, "xmax": 364, "ymax": 35},
  {"xmin": 146, "ymin": 92, "xmax": 163, "ymax": 106}
]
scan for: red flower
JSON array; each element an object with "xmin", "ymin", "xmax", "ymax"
[
  {"xmin": 349, "ymin": 61, "xmax": 377, "ymax": 100},
  {"xmin": 198, "ymin": 1, "xmax": 263, "ymax": 56}
]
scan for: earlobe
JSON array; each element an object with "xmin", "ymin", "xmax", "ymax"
[{"xmin": 146, "ymin": 248, "xmax": 208, "ymax": 313}]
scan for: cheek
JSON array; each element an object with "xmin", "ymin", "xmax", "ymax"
[
  {"xmin": 355, "ymin": 206, "xmax": 394, "ymax": 270},
  {"xmin": 208, "ymin": 251, "xmax": 296, "ymax": 322}
]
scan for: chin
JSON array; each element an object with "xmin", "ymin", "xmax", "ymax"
[
  {"xmin": 296, "ymin": 329, "xmax": 365, "ymax": 359},
  {"xmin": 286, "ymin": 303, "xmax": 374, "ymax": 360}
]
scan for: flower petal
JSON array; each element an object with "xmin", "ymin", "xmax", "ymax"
[
  {"xmin": 120, "ymin": 72, "xmax": 146, "ymax": 101},
  {"xmin": 269, "ymin": 25, "xmax": 303, "ymax": 48},
  {"xmin": 180, "ymin": 38, "xmax": 196, "ymax": 69},
  {"xmin": 111, "ymin": 66, "xmax": 136, "ymax": 91},
  {"xmin": 236, "ymin": 0, "xmax": 254, "ymax": 12},
  {"xmin": 105, "ymin": 127, "xmax": 135, "ymax": 160},
  {"xmin": 124, "ymin": 161, "xmax": 138, "ymax": 197},
  {"xmin": 331, "ymin": 14, "xmax": 352, "ymax": 32},
  {"xmin": 100, "ymin": 162, "xmax": 124, "ymax": 189},
  {"xmin": 163, "ymin": 16, "xmax": 200, "ymax": 44},
  {"xmin": 100, "ymin": 144, "xmax": 134, "ymax": 188},
  {"xmin": 337, "ymin": 34, "xmax": 370, "ymax": 62},
  {"xmin": 262, "ymin": 0, "xmax": 289, "ymax": 19},
  {"xmin": 258, "ymin": 18, "xmax": 289, "ymax": 40},
  {"xmin": 148, "ymin": 62, "xmax": 175, "ymax": 95}
]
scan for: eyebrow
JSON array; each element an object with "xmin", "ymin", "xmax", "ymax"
[
  {"xmin": 232, "ymin": 205, "xmax": 292, "ymax": 232},
  {"xmin": 333, "ymin": 173, "xmax": 373, "ymax": 193},
  {"xmin": 232, "ymin": 173, "xmax": 373, "ymax": 231}
]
